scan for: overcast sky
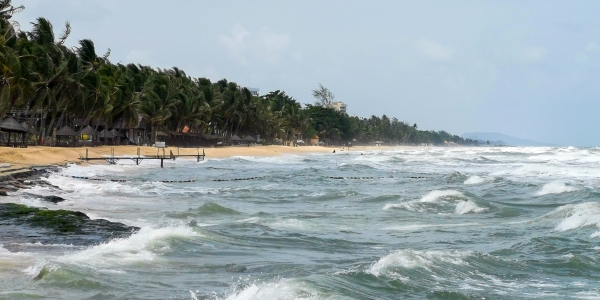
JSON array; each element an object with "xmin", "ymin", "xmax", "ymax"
[{"xmin": 12, "ymin": 0, "xmax": 600, "ymax": 146}]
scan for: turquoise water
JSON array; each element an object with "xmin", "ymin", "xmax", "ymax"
[{"xmin": 2, "ymin": 146, "xmax": 600, "ymax": 299}]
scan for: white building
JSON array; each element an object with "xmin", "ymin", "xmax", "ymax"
[{"xmin": 329, "ymin": 101, "xmax": 347, "ymax": 114}]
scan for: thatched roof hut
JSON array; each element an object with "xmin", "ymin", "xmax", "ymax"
[
  {"xmin": 98, "ymin": 129, "xmax": 114, "ymax": 138},
  {"xmin": 231, "ymin": 135, "xmax": 241, "ymax": 141},
  {"xmin": 0, "ymin": 117, "xmax": 27, "ymax": 133},
  {"xmin": 242, "ymin": 135, "xmax": 256, "ymax": 142},
  {"xmin": 78, "ymin": 125, "xmax": 97, "ymax": 136},
  {"xmin": 56, "ymin": 126, "xmax": 77, "ymax": 136}
]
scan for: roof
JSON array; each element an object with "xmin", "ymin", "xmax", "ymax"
[
  {"xmin": 156, "ymin": 131, "xmax": 168, "ymax": 136},
  {"xmin": 98, "ymin": 129, "xmax": 114, "ymax": 138},
  {"xmin": 78, "ymin": 125, "xmax": 97, "ymax": 136},
  {"xmin": 231, "ymin": 135, "xmax": 241, "ymax": 141},
  {"xmin": 242, "ymin": 135, "xmax": 256, "ymax": 142},
  {"xmin": 0, "ymin": 117, "xmax": 27, "ymax": 133},
  {"xmin": 56, "ymin": 126, "xmax": 77, "ymax": 136}
]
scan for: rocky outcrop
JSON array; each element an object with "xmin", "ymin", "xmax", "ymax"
[{"xmin": 0, "ymin": 203, "xmax": 139, "ymax": 246}]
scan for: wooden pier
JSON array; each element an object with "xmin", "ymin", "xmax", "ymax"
[{"xmin": 79, "ymin": 147, "xmax": 205, "ymax": 168}]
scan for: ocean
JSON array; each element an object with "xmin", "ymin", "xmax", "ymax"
[{"xmin": 1, "ymin": 146, "xmax": 600, "ymax": 299}]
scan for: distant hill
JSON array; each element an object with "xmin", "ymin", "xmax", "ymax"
[{"xmin": 462, "ymin": 132, "xmax": 560, "ymax": 147}]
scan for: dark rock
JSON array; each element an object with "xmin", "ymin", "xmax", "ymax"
[
  {"xmin": 0, "ymin": 203, "xmax": 139, "ymax": 246},
  {"xmin": 23, "ymin": 193, "xmax": 66, "ymax": 204},
  {"xmin": 42, "ymin": 195, "xmax": 65, "ymax": 203},
  {"xmin": 0, "ymin": 190, "xmax": 7, "ymax": 196}
]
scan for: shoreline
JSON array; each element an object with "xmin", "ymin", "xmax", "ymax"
[{"xmin": 0, "ymin": 145, "xmax": 401, "ymax": 170}]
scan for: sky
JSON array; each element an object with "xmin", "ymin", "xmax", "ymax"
[{"xmin": 11, "ymin": 0, "xmax": 600, "ymax": 146}]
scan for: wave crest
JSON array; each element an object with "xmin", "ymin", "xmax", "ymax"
[
  {"xmin": 368, "ymin": 249, "xmax": 470, "ymax": 277},
  {"xmin": 534, "ymin": 181, "xmax": 578, "ymax": 197},
  {"xmin": 58, "ymin": 224, "xmax": 199, "ymax": 266},
  {"xmin": 550, "ymin": 202, "xmax": 600, "ymax": 235}
]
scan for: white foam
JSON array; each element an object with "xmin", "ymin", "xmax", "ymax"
[
  {"xmin": 534, "ymin": 181, "xmax": 578, "ymax": 197},
  {"xmin": 58, "ymin": 224, "xmax": 199, "ymax": 266},
  {"xmin": 550, "ymin": 202, "xmax": 600, "ymax": 235},
  {"xmin": 420, "ymin": 190, "xmax": 464, "ymax": 203},
  {"xmin": 455, "ymin": 200, "xmax": 488, "ymax": 214},
  {"xmin": 224, "ymin": 279, "xmax": 317, "ymax": 300},
  {"xmin": 384, "ymin": 190, "xmax": 470, "ymax": 213},
  {"xmin": 368, "ymin": 249, "xmax": 469, "ymax": 276},
  {"xmin": 464, "ymin": 176, "xmax": 486, "ymax": 185}
]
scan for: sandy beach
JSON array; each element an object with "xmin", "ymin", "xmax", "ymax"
[{"xmin": 0, "ymin": 145, "xmax": 392, "ymax": 169}]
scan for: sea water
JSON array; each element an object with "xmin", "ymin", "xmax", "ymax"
[{"xmin": 2, "ymin": 146, "xmax": 600, "ymax": 299}]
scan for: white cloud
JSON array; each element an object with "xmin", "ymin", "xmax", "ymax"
[
  {"xmin": 218, "ymin": 24, "xmax": 291, "ymax": 64},
  {"xmin": 519, "ymin": 46, "xmax": 547, "ymax": 63},
  {"xmin": 416, "ymin": 39, "xmax": 453, "ymax": 61},
  {"xmin": 217, "ymin": 24, "xmax": 250, "ymax": 63}
]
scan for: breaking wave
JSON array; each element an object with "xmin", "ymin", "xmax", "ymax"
[
  {"xmin": 534, "ymin": 181, "xmax": 578, "ymax": 197},
  {"xmin": 368, "ymin": 249, "xmax": 470, "ymax": 277},
  {"xmin": 58, "ymin": 224, "xmax": 200, "ymax": 266}
]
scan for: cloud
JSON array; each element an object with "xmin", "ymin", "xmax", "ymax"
[
  {"xmin": 218, "ymin": 24, "xmax": 250, "ymax": 63},
  {"xmin": 519, "ymin": 46, "xmax": 547, "ymax": 63},
  {"xmin": 416, "ymin": 39, "xmax": 453, "ymax": 61},
  {"xmin": 218, "ymin": 24, "xmax": 291, "ymax": 64}
]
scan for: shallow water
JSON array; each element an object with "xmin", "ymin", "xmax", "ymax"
[{"xmin": 2, "ymin": 146, "xmax": 600, "ymax": 299}]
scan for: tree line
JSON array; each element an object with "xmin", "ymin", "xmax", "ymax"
[{"xmin": 0, "ymin": 1, "xmax": 477, "ymax": 146}]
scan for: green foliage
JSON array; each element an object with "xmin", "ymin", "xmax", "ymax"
[{"xmin": 0, "ymin": 2, "xmax": 474, "ymax": 146}]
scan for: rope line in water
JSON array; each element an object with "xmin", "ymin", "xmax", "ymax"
[{"xmin": 53, "ymin": 173, "xmax": 428, "ymax": 183}]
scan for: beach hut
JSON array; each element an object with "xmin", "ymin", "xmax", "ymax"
[
  {"xmin": 55, "ymin": 125, "xmax": 77, "ymax": 146},
  {"xmin": 78, "ymin": 125, "xmax": 97, "ymax": 146},
  {"xmin": 231, "ymin": 134, "xmax": 241, "ymax": 146},
  {"xmin": 78, "ymin": 125, "xmax": 97, "ymax": 139},
  {"xmin": 242, "ymin": 135, "xmax": 256, "ymax": 146},
  {"xmin": 98, "ymin": 129, "xmax": 114, "ymax": 145},
  {"xmin": 109, "ymin": 128, "xmax": 126, "ymax": 145},
  {"xmin": 0, "ymin": 117, "xmax": 27, "ymax": 146}
]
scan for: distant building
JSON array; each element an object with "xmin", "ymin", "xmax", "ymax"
[
  {"xmin": 247, "ymin": 88, "xmax": 259, "ymax": 97},
  {"xmin": 329, "ymin": 101, "xmax": 347, "ymax": 114}
]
